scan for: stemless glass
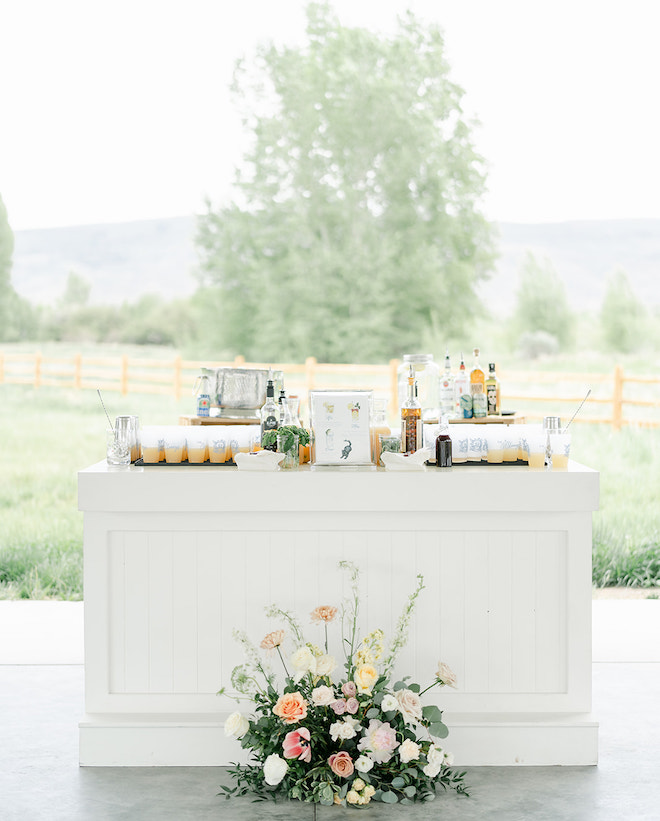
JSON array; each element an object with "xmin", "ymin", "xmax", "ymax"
[{"xmin": 277, "ymin": 431, "xmax": 299, "ymax": 469}]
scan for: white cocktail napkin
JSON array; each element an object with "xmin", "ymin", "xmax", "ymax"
[
  {"xmin": 380, "ymin": 448, "xmax": 432, "ymax": 471},
  {"xmin": 234, "ymin": 450, "xmax": 283, "ymax": 471}
]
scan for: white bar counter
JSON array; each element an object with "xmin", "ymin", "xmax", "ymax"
[{"xmin": 78, "ymin": 460, "xmax": 599, "ymax": 766}]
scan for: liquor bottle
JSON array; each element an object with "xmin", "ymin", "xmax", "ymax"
[
  {"xmin": 454, "ymin": 352, "xmax": 472, "ymax": 418},
  {"xmin": 260, "ymin": 380, "xmax": 279, "ymax": 450},
  {"xmin": 470, "ymin": 347, "xmax": 487, "ymax": 418},
  {"xmin": 278, "ymin": 388, "xmax": 287, "ymax": 425},
  {"xmin": 486, "ymin": 362, "xmax": 501, "ymax": 416},
  {"xmin": 400, "ymin": 365, "xmax": 422, "ymax": 454},
  {"xmin": 439, "ymin": 349, "xmax": 455, "ymax": 418}
]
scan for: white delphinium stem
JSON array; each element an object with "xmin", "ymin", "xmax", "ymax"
[{"xmin": 381, "ymin": 573, "xmax": 425, "ymax": 677}]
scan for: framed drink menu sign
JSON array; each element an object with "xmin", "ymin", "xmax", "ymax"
[{"xmin": 309, "ymin": 390, "xmax": 373, "ymax": 465}]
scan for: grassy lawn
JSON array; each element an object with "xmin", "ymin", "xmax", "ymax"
[
  {"xmin": 0, "ymin": 352, "xmax": 659, "ymax": 599},
  {"xmin": 0, "ymin": 382, "xmax": 192, "ymax": 599}
]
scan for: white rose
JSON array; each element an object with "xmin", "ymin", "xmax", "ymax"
[
  {"xmin": 396, "ymin": 688, "xmax": 423, "ymax": 723},
  {"xmin": 422, "ymin": 745, "xmax": 445, "ymax": 778},
  {"xmin": 263, "ymin": 753, "xmax": 288, "ymax": 786},
  {"xmin": 290, "ymin": 646, "xmax": 317, "ymax": 682},
  {"xmin": 398, "ymin": 739, "xmax": 421, "ymax": 764},
  {"xmin": 380, "ymin": 694, "xmax": 399, "ymax": 712},
  {"xmin": 355, "ymin": 755, "xmax": 374, "ymax": 773},
  {"xmin": 443, "ymin": 750, "xmax": 455, "ymax": 766},
  {"xmin": 224, "ymin": 711, "xmax": 249, "ymax": 739},
  {"xmin": 436, "ymin": 662, "xmax": 457, "ymax": 688},
  {"xmin": 330, "ymin": 719, "xmax": 358, "ymax": 741},
  {"xmin": 315, "ymin": 654, "xmax": 337, "ymax": 677},
  {"xmin": 311, "ymin": 685, "xmax": 336, "ymax": 706}
]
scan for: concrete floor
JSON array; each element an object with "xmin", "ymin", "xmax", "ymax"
[{"xmin": 1, "ymin": 604, "xmax": 659, "ymax": 820}]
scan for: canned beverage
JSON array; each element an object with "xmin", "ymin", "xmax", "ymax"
[{"xmin": 460, "ymin": 393, "xmax": 473, "ymax": 418}]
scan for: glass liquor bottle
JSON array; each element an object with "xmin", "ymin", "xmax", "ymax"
[
  {"xmin": 470, "ymin": 348, "xmax": 487, "ymax": 418},
  {"xmin": 260, "ymin": 379, "xmax": 279, "ymax": 450},
  {"xmin": 486, "ymin": 362, "xmax": 501, "ymax": 416},
  {"xmin": 439, "ymin": 349, "xmax": 455, "ymax": 418},
  {"xmin": 454, "ymin": 352, "xmax": 472, "ymax": 418},
  {"xmin": 400, "ymin": 365, "xmax": 422, "ymax": 454},
  {"xmin": 278, "ymin": 388, "xmax": 287, "ymax": 425}
]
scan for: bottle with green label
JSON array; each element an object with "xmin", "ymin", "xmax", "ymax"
[{"xmin": 260, "ymin": 380, "xmax": 279, "ymax": 450}]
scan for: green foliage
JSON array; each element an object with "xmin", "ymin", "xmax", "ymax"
[
  {"xmin": 599, "ymin": 269, "xmax": 646, "ymax": 353},
  {"xmin": 41, "ymin": 293, "xmax": 198, "ymax": 347},
  {"xmin": 509, "ymin": 252, "xmax": 574, "ymax": 355},
  {"xmin": 197, "ymin": 1, "xmax": 495, "ymax": 363},
  {"xmin": 60, "ymin": 271, "xmax": 91, "ymax": 308},
  {"xmin": 592, "ymin": 537, "xmax": 660, "ymax": 588},
  {"xmin": 0, "ymin": 193, "xmax": 18, "ymax": 341},
  {"xmin": 261, "ymin": 425, "xmax": 310, "ymax": 453}
]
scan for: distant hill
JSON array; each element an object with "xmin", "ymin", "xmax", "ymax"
[
  {"xmin": 12, "ymin": 217, "xmax": 199, "ymax": 306},
  {"xmin": 11, "ymin": 216, "xmax": 660, "ymax": 312},
  {"xmin": 479, "ymin": 220, "xmax": 660, "ymax": 313}
]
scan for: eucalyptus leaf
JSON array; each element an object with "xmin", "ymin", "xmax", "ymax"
[
  {"xmin": 430, "ymin": 721, "xmax": 449, "ymax": 739},
  {"xmin": 408, "ymin": 683, "xmax": 421, "ymax": 693},
  {"xmin": 380, "ymin": 791, "xmax": 399, "ymax": 804},
  {"xmin": 391, "ymin": 776, "xmax": 406, "ymax": 788},
  {"xmin": 366, "ymin": 707, "xmax": 381, "ymax": 719},
  {"xmin": 422, "ymin": 704, "xmax": 443, "ymax": 723},
  {"xmin": 404, "ymin": 785, "xmax": 417, "ymax": 797}
]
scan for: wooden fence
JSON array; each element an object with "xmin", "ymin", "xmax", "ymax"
[{"xmin": 0, "ymin": 351, "xmax": 658, "ymax": 430}]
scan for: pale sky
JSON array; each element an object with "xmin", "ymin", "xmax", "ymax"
[{"xmin": 1, "ymin": 0, "xmax": 659, "ymax": 231}]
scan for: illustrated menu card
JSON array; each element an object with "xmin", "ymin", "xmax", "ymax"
[{"xmin": 309, "ymin": 390, "xmax": 373, "ymax": 465}]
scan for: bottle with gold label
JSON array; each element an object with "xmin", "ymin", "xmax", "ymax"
[
  {"xmin": 470, "ymin": 347, "xmax": 487, "ymax": 418},
  {"xmin": 486, "ymin": 362, "xmax": 501, "ymax": 415},
  {"xmin": 400, "ymin": 365, "xmax": 422, "ymax": 454}
]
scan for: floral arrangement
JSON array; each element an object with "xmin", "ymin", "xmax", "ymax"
[{"xmin": 219, "ymin": 562, "xmax": 468, "ymax": 807}]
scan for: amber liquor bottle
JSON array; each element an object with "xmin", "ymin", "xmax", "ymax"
[
  {"xmin": 470, "ymin": 348, "xmax": 487, "ymax": 418},
  {"xmin": 400, "ymin": 365, "xmax": 422, "ymax": 454}
]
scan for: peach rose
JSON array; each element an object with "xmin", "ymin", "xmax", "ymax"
[
  {"xmin": 273, "ymin": 691, "xmax": 308, "ymax": 724},
  {"xmin": 328, "ymin": 750, "xmax": 354, "ymax": 778}
]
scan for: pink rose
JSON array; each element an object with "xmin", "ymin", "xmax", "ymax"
[
  {"xmin": 346, "ymin": 697, "xmax": 359, "ymax": 714},
  {"xmin": 328, "ymin": 750, "xmax": 354, "ymax": 778},
  {"xmin": 341, "ymin": 681, "xmax": 357, "ymax": 698},
  {"xmin": 331, "ymin": 698, "xmax": 347, "ymax": 715},
  {"xmin": 283, "ymin": 727, "xmax": 311, "ymax": 763}
]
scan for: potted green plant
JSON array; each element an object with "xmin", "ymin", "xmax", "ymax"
[{"xmin": 262, "ymin": 425, "xmax": 310, "ymax": 469}]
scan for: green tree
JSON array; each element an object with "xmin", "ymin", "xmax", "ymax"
[
  {"xmin": 60, "ymin": 271, "xmax": 91, "ymax": 308},
  {"xmin": 197, "ymin": 2, "xmax": 494, "ymax": 362},
  {"xmin": 0, "ymin": 194, "xmax": 16, "ymax": 340},
  {"xmin": 599, "ymin": 269, "xmax": 646, "ymax": 353},
  {"xmin": 510, "ymin": 251, "xmax": 574, "ymax": 355}
]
